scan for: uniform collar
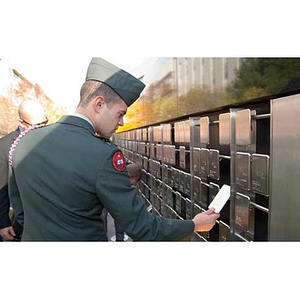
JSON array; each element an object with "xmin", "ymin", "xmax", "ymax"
[
  {"xmin": 57, "ymin": 115, "xmax": 95, "ymax": 134},
  {"xmin": 71, "ymin": 112, "xmax": 95, "ymax": 130},
  {"xmin": 57, "ymin": 115, "xmax": 111, "ymax": 143}
]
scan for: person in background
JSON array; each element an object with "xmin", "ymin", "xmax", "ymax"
[
  {"xmin": 0, "ymin": 100, "xmax": 48, "ymax": 241},
  {"xmin": 113, "ymin": 162, "xmax": 142, "ymax": 241},
  {"xmin": 9, "ymin": 57, "xmax": 220, "ymax": 241},
  {"xmin": 127, "ymin": 162, "xmax": 142, "ymax": 186}
]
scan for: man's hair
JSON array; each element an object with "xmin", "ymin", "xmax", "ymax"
[
  {"xmin": 127, "ymin": 163, "xmax": 142, "ymax": 181},
  {"xmin": 78, "ymin": 80, "xmax": 122, "ymax": 108}
]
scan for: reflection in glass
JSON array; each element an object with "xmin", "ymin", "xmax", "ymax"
[{"xmin": 120, "ymin": 57, "xmax": 300, "ymax": 131}]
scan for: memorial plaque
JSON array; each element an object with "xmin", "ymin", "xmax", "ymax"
[
  {"xmin": 193, "ymin": 176, "xmax": 201, "ymax": 206},
  {"xmin": 142, "ymin": 156, "xmax": 149, "ymax": 171},
  {"xmin": 219, "ymin": 221, "xmax": 230, "ymax": 241},
  {"xmin": 236, "ymin": 109, "xmax": 251, "ymax": 146},
  {"xmin": 150, "ymin": 144, "xmax": 155, "ymax": 159},
  {"xmin": 162, "ymin": 124, "xmax": 171, "ymax": 142},
  {"xmin": 157, "ymin": 161, "xmax": 162, "ymax": 179},
  {"xmin": 162, "ymin": 145, "xmax": 168, "ymax": 164},
  {"xmin": 235, "ymin": 193, "xmax": 250, "ymax": 230},
  {"xmin": 200, "ymin": 148, "xmax": 209, "ymax": 179},
  {"xmin": 200, "ymin": 116, "xmax": 209, "ymax": 144},
  {"xmin": 209, "ymin": 182, "xmax": 220, "ymax": 204},
  {"xmin": 142, "ymin": 128, "xmax": 148, "ymax": 141},
  {"xmin": 146, "ymin": 143, "xmax": 150, "ymax": 157},
  {"xmin": 219, "ymin": 113, "xmax": 231, "ymax": 145},
  {"xmin": 236, "ymin": 152, "xmax": 251, "ymax": 190},
  {"xmin": 252, "ymin": 154, "xmax": 270, "ymax": 196},
  {"xmin": 149, "ymin": 174, "xmax": 155, "ymax": 189},
  {"xmin": 183, "ymin": 120, "xmax": 190, "ymax": 143},
  {"xmin": 161, "ymin": 203, "xmax": 168, "ymax": 217},
  {"xmin": 170, "ymin": 168, "xmax": 176, "ymax": 187},
  {"xmin": 157, "ymin": 179, "xmax": 163, "ymax": 198},
  {"xmin": 179, "ymin": 146, "xmax": 186, "ymax": 169},
  {"xmin": 185, "ymin": 173, "xmax": 191, "ymax": 196},
  {"xmin": 169, "ymin": 145, "xmax": 176, "ymax": 165},
  {"xmin": 174, "ymin": 168, "xmax": 180, "ymax": 189},
  {"xmin": 162, "ymin": 164, "xmax": 169, "ymax": 183},
  {"xmin": 175, "ymin": 192, "xmax": 182, "ymax": 215},
  {"xmin": 200, "ymin": 182, "xmax": 208, "ymax": 209},
  {"xmin": 179, "ymin": 122, "xmax": 184, "ymax": 142},
  {"xmin": 185, "ymin": 198, "xmax": 192, "ymax": 219},
  {"xmin": 168, "ymin": 167, "xmax": 174, "ymax": 186},
  {"xmin": 209, "ymin": 149, "xmax": 220, "ymax": 180},
  {"xmin": 193, "ymin": 203, "xmax": 201, "ymax": 218},
  {"xmin": 166, "ymin": 185, "xmax": 173, "ymax": 207},
  {"xmin": 156, "ymin": 144, "xmax": 162, "ymax": 161},
  {"xmin": 193, "ymin": 148, "xmax": 201, "ymax": 176},
  {"xmin": 150, "ymin": 160, "xmax": 156, "ymax": 177},
  {"xmin": 179, "ymin": 171, "xmax": 186, "ymax": 193},
  {"xmin": 174, "ymin": 122, "xmax": 180, "ymax": 142},
  {"xmin": 153, "ymin": 125, "xmax": 162, "ymax": 142},
  {"xmin": 145, "ymin": 185, "xmax": 150, "ymax": 200}
]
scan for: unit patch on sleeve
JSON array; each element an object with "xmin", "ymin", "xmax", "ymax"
[{"xmin": 112, "ymin": 151, "xmax": 126, "ymax": 171}]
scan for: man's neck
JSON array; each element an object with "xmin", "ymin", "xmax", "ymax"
[{"xmin": 71, "ymin": 111, "xmax": 95, "ymax": 130}]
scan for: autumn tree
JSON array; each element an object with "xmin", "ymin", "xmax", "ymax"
[{"xmin": 0, "ymin": 95, "xmax": 18, "ymax": 136}]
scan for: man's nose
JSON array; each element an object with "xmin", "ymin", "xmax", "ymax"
[{"xmin": 118, "ymin": 117, "xmax": 124, "ymax": 126}]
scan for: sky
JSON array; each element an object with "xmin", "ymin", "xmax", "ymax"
[
  {"xmin": 2, "ymin": 1, "xmax": 297, "ymax": 112},
  {"xmin": 9, "ymin": 56, "xmax": 151, "ymax": 109},
  {"xmin": 3, "ymin": 1, "xmax": 297, "ymax": 112}
]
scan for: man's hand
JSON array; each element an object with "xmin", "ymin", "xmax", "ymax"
[
  {"xmin": 0, "ymin": 226, "xmax": 16, "ymax": 241},
  {"xmin": 192, "ymin": 208, "xmax": 220, "ymax": 232}
]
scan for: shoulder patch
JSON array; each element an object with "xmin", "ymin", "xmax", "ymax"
[{"xmin": 112, "ymin": 151, "xmax": 126, "ymax": 172}]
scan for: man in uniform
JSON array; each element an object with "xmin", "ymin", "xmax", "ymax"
[
  {"xmin": 9, "ymin": 58, "xmax": 220, "ymax": 241},
  {"xmin": 0, "ymin": 100, "xmax": 48, "ymax": 241}
]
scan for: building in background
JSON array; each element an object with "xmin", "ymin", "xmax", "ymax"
[{"xmin": 122, "ymin": 57, "xmax": 244, "ymax": 130}]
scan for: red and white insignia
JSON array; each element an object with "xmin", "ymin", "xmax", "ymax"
[{"xmin": 112, "ymin": 151, "xmax": 126, "ymax": 172}]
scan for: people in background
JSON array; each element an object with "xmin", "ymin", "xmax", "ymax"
[{"xmin": 0, "ymin": 100, "xmax": 47, "ymax": 241}]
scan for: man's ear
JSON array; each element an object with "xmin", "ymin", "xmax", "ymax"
[{"xmin": 93, "ymin": 96, "xmax": 105, "ymax": 113}]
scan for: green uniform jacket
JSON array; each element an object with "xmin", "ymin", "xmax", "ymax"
[
  {"xmin": 9, "ymin": 116, "xmax": 194, "ymax": 241},
  {"xmin": 0, "ymin": 129, "xmax": 19, "ymax": 229}
]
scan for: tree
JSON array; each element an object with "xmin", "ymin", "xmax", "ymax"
[
  {"xmin": 229, "ymin": 58, "xmax": 300, "ymax": 101},
  {"xmin": 0, "ymin": 95, "xmax": 18, "ymax": 136}
]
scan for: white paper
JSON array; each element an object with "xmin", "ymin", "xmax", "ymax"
[{"xmin": 208, "ymin": 184, "xmax": 231, "ymax": 213}]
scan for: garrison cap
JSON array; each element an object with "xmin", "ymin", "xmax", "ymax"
[{"xmin": 85, "ymin": 57, "xmax": 146, "ymax": 107}]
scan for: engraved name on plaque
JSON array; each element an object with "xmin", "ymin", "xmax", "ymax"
[
  {"xmin": 209, "ymin": 149, "xmax": 220, "ymax": 180},
  {"xmin": 200, "ymin": 148, "xmax": 209, "ymax": 179},
  {"xmin": 252, "ymin": 154, "xmax": 270, "ymax": 196},
  {"xmin": 193, "ymin": 148, "xmax": 201, "ymax": 176},
  {"xmin": 179, "ymin": 146, "xmax": 186, "ymax": 169},
  {"xmin": 236, "ymin": 152, "xmax": 251, "ymax": 190},
  {"xmin": 235, "ymin": 193, "xmax": 250, "ymax": 230}
]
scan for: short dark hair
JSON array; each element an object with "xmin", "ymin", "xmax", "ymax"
[
  {"xmin": 78, "ymin": 80, "xmax": 122, "ymax": 108},
  {"xmin": 127, "ymin": 163, "xmax": 142, "ymax": 181}
]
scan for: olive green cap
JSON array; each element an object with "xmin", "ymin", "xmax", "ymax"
[{"xmin": 85, "ymin": 57, "xmax": 146, "ymax": 107}]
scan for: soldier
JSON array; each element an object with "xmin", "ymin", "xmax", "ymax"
[
  {"xmin": 9, "ymin": 58, "xmax": 220, "ymax": 241},
  {"xmin": 0, "ymin": 100, "xmax": 48, "ymax": 241}
]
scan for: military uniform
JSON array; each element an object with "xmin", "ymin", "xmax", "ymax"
[
  {"xmin": 0, "ymin": 130, "xmax": 19, "ymax": 229},
  {"xmin": 8, "ymin": 58, "xmax": 195, "ymax": 241},
  {"xmin": 9, "ymin": 116, "xmax": 194, "ymax": 241},
  {"xmin": 0, "ymin": 129, "xmax": 22, "ymax": 239}
]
